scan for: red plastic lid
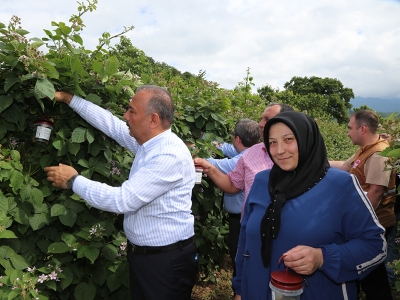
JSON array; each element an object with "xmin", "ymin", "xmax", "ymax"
[
  {"xmin": 270, "ymin": 270, "xmax": 303, "ymax": 290},
  {"xmin": 35, "ymin": 119, "xmax": 53, "ymax": 126}
]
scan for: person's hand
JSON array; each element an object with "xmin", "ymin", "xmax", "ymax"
[
  {"xmin": 44, "ymin": 164, "xmax": 78, "ymax": 189},
  {"xmin": 193, "ymin": 158, "xmax": 214, "ymax": 176},
  {"xmin": 282, "ymin": 245, "xmax": 323, "ymax": 275},
  {"xmin": 54, "ymin": 91, "xmax": 73, "ymax": 105}
]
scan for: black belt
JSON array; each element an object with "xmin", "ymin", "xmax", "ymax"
[
  {"xmin": 128, "ymin": 237, "xmax": 194, "ymax": 255},
  {"xmin": 228, "ymin": 213, "xmax": 241, "ymax": 219}
]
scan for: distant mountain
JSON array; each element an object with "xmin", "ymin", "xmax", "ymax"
[{"xmin": 351, "ymin": 97, "xmax": 400, "ymax": 113}]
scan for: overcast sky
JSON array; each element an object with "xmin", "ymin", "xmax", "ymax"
[{"xmin": 2, "ymin": 0, "xmax": 400, "ymax": 99}]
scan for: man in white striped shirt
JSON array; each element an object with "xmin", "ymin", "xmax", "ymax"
[{"xmin": 45, "ymin": 85, "xmax": 198, "ymax": 300}]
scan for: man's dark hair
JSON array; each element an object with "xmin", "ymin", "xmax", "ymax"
[
  {"xmin": 351, "ymin": 110, "xmax": 379, "ymax": 134},
  {"xmin": 136, "ymin": 85, "xmax": 174, "ymax": 128},
  {"xmin": 267, "ymin": 102, "xmax": 295, "ymax": 113},
  {"xmin": 234, "ymin": 119, "xmax": 260, "ymax": 147}
]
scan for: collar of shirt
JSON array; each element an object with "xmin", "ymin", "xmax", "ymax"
[{"xmin": 141, "ymin": 129, "xmax": 172, "ymax": 151}]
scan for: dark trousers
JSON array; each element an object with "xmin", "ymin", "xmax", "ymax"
[
  {"xmin": 358, "ymin": 227, "xmax": 393, "ymax": 300},
  {"xmin": 127, "ymin": 239, "xmax": 198, "ymax": 300},
  {"xmin": 228, "ymin": 213, "xmax": 241, "ymax": 278}
]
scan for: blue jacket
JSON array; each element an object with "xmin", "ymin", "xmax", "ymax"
[{"xmin": 232, "ymin": 168, "xmax": 386, "ymax": 300}]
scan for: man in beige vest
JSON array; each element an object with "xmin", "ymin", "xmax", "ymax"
[{"xmin": 330, "ymin": 110, "xmax": 395, "ymax": 300}]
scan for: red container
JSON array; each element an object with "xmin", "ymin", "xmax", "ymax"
[
  {"xmin": 270, "ymin": 270, "xmax": 303, "ymax": 299},
  {"xmin": 194, "ymin": 164, "xmax": 203, "ymax": 184},
  {"xmin": 32, "ymin": 119, "xmax": 53, "ymax": 144}
]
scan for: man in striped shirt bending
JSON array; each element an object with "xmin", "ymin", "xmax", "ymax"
[{"xmin": 45, "ymin": 85, "xmax": 197, "ymax": 300}]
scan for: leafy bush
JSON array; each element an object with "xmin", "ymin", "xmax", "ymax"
[{"xmin": 0, "ymin": 3, "xmax": 237, "ymax": 298}]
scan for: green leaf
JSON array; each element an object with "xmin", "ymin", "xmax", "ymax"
[
  {"xmin": 141, "ymin": 74, "xmax": 150, "ymax": 84},
  {"xmin": 0, "ymin": 95, "xmax": 13, "ymax": 114},
  {"xmin": 73, "ymin": 34, "xmax": 83, "ymax": 45},
  {"xmin": 77, "ymin": 159, "xmax": 90, "ymax": 168},
  {"xmin": 0, "ymin": 194, "xmax": 8, "ymax": 213},
  {"xmin": 9, "ymin": 253, "xmax": 29, "ymax": 269},
  {"xmin": 34, "ymin": 78, "xmax": 56, "ymax": 99},
  {"xmin": 52, "ymin": 137, "xmax": 64, "ymax": 150},
  {"xmin": 107, "ymin": 273, "xmax": 121, "ymax": 293},
  {"xmin": 88, "ymin": 143, "xmax": 102, "ymax": 156},
  {"xmin": 71, "ymin": 56, "xmax": 88, "ymax": 77},
  {"xmin": 20, "ymin": 184, "xmax": 32, "ymax": 201},
  {"xmin": 185, "ymin": 116, "xmax": 195, "ymax": 122},
  {"xmin": 77, "ymin": 245, "xmax": 87, "ymax": 258},
  {"xmin": 59, "ymin": 22, "xmax": 72, "ymax": 35},
  {"xmin": 85, "ymin": 93, "xmax": 102, "ymax": 105},
  {"xmin": 41, "ymin": 185, "xmax": 51, "ymax": 197},
  {"xmin": 10, "ymin": 150, "xmax": 21, "ymax": 162},
  {"xmin": 59, "ymin": 210, "xmax": 77, "ymax": 227},
  {"xmin": 91, "ymin": 60, "xmax": 103, "ymax": 75},
  {"xmin": 71, "ymin": 127, "xmax": 87, "ymax": 143},
  {"xmin": 63, "ymin": 39, "xmax": 75, "ymax": 52},
  {"xmin": 104, "ymin": 149, "xmax": 112, "ymax": 161},
  {"xmin": 61, "ymin": 233, "xmax": 77, "ymax": 245},
  {"xmin": 46, "ymin": 279, "xmax": 57, "ymax": 291},
  {"xmin": 102, "ymin": 244, "xmax": 118, "ymax": 261},
  {"xmin": 9, "ymin": 169, "xmax": 24, "ymax": 191},
  {"xmin": 102, "ymin": 74, "xmax": 109, "ymax": 83},
  {"xmin": 4, "ymin": 289, "xmax": 19, "ymax": 299},
  {"xmin": 68, "ymin": 141, "xmax": 80, "ymax": 155},
  {"xmin": 0, "ymin": 161, "xmax": 12, "ymax": 169},
  {"xmin": 10, "ymin": 207, "xmax": 29, "ymax": 225},
  {"xmin": 84, "ymin": 247, "xmax": 100, "ymax": 263},
  {"xmin": 4, "ymin": 78, "xmax": 19, "ymax": 92},
  {"xmin": 60, "ymin": 267, "xmax": 73, "ymax": 290},
  {"xmin": 74, "ymin": 282, "xmax": 96, "ymax": 300},
  {"xmin": 15, "ymin": 29, "xmax": 30, "ymax": 36},
  {"xmin": 0, "ymin": 230, "xmax": 17, "ymax": 238},
  {"xmin": 196, "ymin": 118, "xmax": 206, "ymax": 128},
  {"xmin": 104, "ymin": 56, "xmax": 120, "ymax": 76},
  {"xmin": 40, "ymin": 154, "xmax": 54, "ymax": 169},
  {"xmin": 30, "ymin": 37, "xmax": 45, "ymax": 49},
  {"xmin": 206, "ymin": 121, "xmax": 215, "ymax": 131},
  {"xmin": 30, "ymin": 188, "xmax": 44, "ymax": 207},
  {"xmin": 48, "ymin": 242, "xmax": 70, "ymax": 253},
  {"xmin": 86, "ymin": 128, "xmax": 95, "ymax": 144},
  {"xmin": 51, "ymin": 204, "xmax": 67, "ymax": 217},
  {"xmin": 42, "ymin": 61, "xmax": 59, "ymax": 79},
  {"xmin": 29, "ymin": 213, "xmax": 50, "ymax": 231},
  {"xmin": 1, "ymin": 103, "xmax": 24, "ymax": 126}
]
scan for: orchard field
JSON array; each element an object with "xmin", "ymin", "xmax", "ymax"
[{"xmin": 1, "ymin": 1, "xmax": 399, "ymax": 299}]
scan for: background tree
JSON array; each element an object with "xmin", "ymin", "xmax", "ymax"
[{"xmin": 283, "ymin": 76, "xmax": 354, "ymax": 123}]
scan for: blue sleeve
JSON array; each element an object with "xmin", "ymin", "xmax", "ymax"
[
  {"xmin": 206, "ymin": 155, "xmax": 240, "ymax": 174},
  {"xmin": 219, "ymin": 143, "xmax": 239, "ymax": 158},
  {"xmin": 318, "ymin": 175, "xmax": 387, "ymax": 282}
]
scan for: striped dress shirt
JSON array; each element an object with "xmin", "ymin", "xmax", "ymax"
[{"xmin": 70, "ymin": 96, "xmax": 195, "ymax": 246}]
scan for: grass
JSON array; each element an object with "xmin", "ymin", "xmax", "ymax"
[{"xmin": 191, "ymin": 256, "xmax": 234, "ymax": 300}]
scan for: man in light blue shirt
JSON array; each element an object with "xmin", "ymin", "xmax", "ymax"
[
  {"xmin": 45, "ymin": 85, "xmax": 197, "ymax": 300},
  {"xmin": 207, "ymin": 119, "xmax": 260, "ymax": 276}
]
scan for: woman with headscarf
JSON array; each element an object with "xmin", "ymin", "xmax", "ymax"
[{"xmin": 232, "ymin": 112, "xmax": 387, "ymax": 300}]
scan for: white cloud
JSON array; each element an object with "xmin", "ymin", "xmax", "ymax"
[{"xmin": 1, "ymin": 0, "xmax": 400, "ymax": 99}]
